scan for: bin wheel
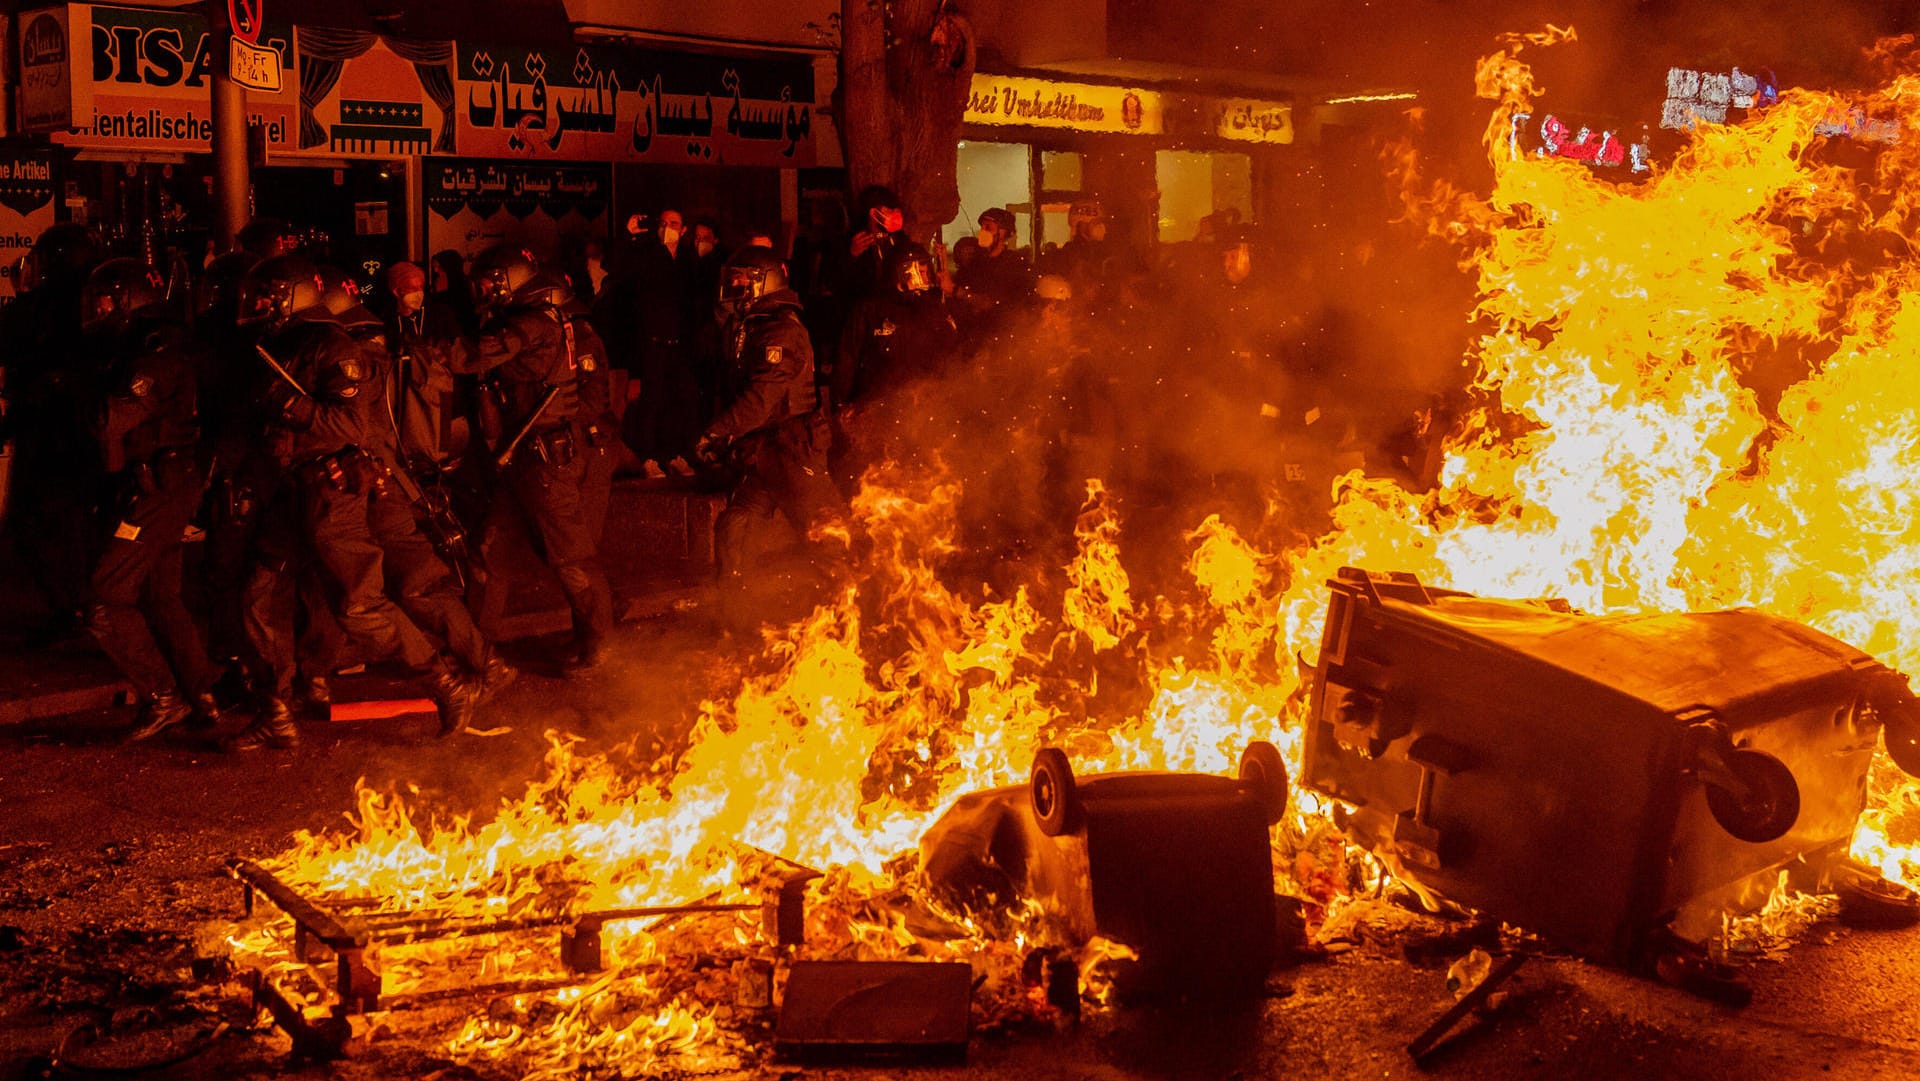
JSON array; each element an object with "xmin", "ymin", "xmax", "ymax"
[
  {"xmin": 1239, "ymin": 740, "xmax": 1291, "ymax": 826},
  {"xmin": 1030, "ymin": 747, "xmax": 1079, "ymax": 837},
  {"xmin": 1883, "ymin": 710, "xmax": 1920, "ymax": 778},
  {"xmin": 1704, "ymin": 749, "xmax": 1800, "ymax": 844}
]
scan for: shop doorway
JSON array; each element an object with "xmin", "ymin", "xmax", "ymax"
[{"xmin": 252, "ymin": 162, "xmax": 409, "ymax": 289}]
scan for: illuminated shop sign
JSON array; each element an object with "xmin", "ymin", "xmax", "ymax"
[
  {"xmin": 1210, "ymin": 96, "xmax": 1292, "ymax": 144},
  {"xmin": 964, "ymin": 73, "xmax": 1164, "ymax": 135}
]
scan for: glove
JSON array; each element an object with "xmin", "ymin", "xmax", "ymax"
[{"xmin": 264, "ymin": 379, "xmax": 315, "ymax": 428}]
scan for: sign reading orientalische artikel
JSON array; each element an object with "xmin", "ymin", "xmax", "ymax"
[{"xmin": 227, "ymin": 0, "xmax": 280, "ymax": 92}]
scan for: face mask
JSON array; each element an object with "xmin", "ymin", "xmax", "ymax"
[
  {"xmin": 696, "ymin": 240, "xmax": 715, "ymax": 258},
  {"xmin": 660, "ymin": 226, "xmax": 683, "ymax": 247},
  {"xmin": 977, "ymin": 228, "xmax": 995, "ymax": 247},
  {"xmin": 877, "ymin": 208, "xmax": 904, "ymax": 233}
]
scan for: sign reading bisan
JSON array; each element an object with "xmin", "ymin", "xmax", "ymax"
[{"xmin": 964, "ymin": 73, "xmax": 1163, "ymax": 136}]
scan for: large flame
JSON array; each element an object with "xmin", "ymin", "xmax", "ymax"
[{"xmin": 232, "ymin": 29, "xmax": 1920, "ymax": 1074}]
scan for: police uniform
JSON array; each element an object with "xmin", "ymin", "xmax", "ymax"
[
  {"xmin": 703, "ymin": 288, "xmax": 839, "ymax": 578},
  {"xmin": 565, "ymin": 303, "xmax": 620, "ymax": 546},
  {"xmin": 428, "ymin": 297, "xmax": 614, "ymax": 663},
  {"xmin": 245, "ymin": 311, "xmax": 443, "ymax": 703},
  {"xmin": 338, "ymin": 304, "xmax": 494, "ymax": 680},
  {"xmin": 89, "ymin": 314, "xmax": 215, "ymax": 720}
]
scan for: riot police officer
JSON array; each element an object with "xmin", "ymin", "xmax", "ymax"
[
  {"xmin": 316, "ymin": 267, "xmax": 506, "ymax": 697},
  {"xmin": 830, "ymin": 241, "xmax": 958, "ymax": 407},
  {"xmin": 694, "ymin": 246, "xmax": 841, "ymax": 596},
  {"xmin": 225, "ymin": 255, "xmax": 478, "ymax": 750},
  {"xmin": 414, "ymin": 246, "xmax": 613, "ymax": 674},
  {"xmin": 80, "ymin": 259, "xmax": 222, "ymax": 740}
]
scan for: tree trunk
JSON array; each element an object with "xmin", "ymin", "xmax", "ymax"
[{"xmin": 839, "ymin": 0, "xmax": 976, "ymax": 241}]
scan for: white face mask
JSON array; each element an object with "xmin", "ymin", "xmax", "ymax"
[
  {"xmin": 977, "ymin": 227, "xmax": 995, "ymax": 247},
  {"xmin": 660, "ymin": 225, "xmax": 683, "ymax": 247},
  {"xmin": 696, "ymin": 240, "xmax": 715, "ymax": 258}
]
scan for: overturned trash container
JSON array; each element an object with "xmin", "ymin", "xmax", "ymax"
[
  {"xmin": 920, "ymin": 742, "xmax": 1289, "ymax": 996},
  {"xmin": 1303, "ymin": 567, "xmax": 1919, "ymax": 972}
]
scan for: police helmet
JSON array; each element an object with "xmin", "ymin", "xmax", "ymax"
[
  {"xmin": 18, "ymin": 223, "xmax": 99, "ymax": 295},
  {"xmin": 887, "ymin": 242, "xmax": 936, "ymax": 296},
  {"xmin": 316, "ymin": 266, "xmax": 383, "ymax": 335},
  {"xmin": 717, "ymin": 245, "xmax": 789, "ymax": 316},
  {"xmin": 470, "ymin": 245, "xmax": 539, "ymax": 312},
  {"xmin": 237, "ymin": 255, "xmax": 327, "ymax": 328},
  {"xmin": 193, "ymin": 251, "xmax": 261, "ymax": 323},
  {"xmin": 80, "ymin": 258, "xmax": 167, "ymax": 333},
  {"xmin": 514, "ymin": 267, "xmax": 575, "ymax": 311}
]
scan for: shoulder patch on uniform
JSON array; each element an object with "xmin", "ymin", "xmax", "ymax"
[
  {"xmin": 765, "ymin": 345, "xmax": 785, "ymax": 367},
  {"xmin": 338, "ymin": 384, "xmax": 359, "ymax": 398},
  {"xmin": 128, "ymin": 375, "xmax": 153, "ymax": 398},
  {"xmin": 579, "ymin": 353, "xmax": 598, "ymax": 371},
  {"xmin": 339, "ymin": 356, "xmax": 365, "ymax": 382}
]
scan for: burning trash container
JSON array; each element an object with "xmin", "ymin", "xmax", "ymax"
[
  {"xmin": 919, "ymin": 742, "xmax": 1290, "ymax": 996},
  {"xmin": 1302, "ymin": 567, "xmax": 1920, "ymax": 976}
]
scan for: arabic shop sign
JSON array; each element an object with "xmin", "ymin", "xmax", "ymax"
[
  {"xmin": 455, "ymin": 42, "xmax": 818, "ymax": 166},
  {"xmin": 1210, "ymin": 95, "xmax": 1292, "ymax": 145},
  {"xmin": 56, "ymin": 3, "xmax": 296, "ymax": 153},
  {"xmin": 19, "ymin": 7, "xmax": 75, "ymax": 133},
  {"xmin": 964, "ymin": 73, "xmax": 1164, "ymax": 136},
  {"xmin": 425, "ymin": 158, "xmax": 609, "ymax": 219},
  {"xmin": 425, "ymin": 158, "xmax": 611, "ymax": 265}
]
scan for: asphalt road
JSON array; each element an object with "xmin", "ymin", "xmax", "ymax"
[{"xmin": 3, "ymin": 619, "xmax": 1919, "ymax": 1081}]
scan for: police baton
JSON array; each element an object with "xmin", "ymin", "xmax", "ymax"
[
  {"xmin": 254, "ymin": 344, "xmax": 308, "ymax": 397},
  {"xmin": 494, "ymin": 385, "xmax": 562, "ymax": 469}
]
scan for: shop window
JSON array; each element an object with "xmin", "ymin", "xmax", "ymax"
[
  {"xmin": 1042, "ymin": 150, "xmax": 1084, "ymax": 192},
  {"xmin": 1155, "ymin": 149, "xmax": 1252, "ymax": 243},
  {"xmin": 947, "ymin": 140, "xmax": 1035, "ymax": 252}
]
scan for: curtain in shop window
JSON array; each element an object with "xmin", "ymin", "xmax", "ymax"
[
  {"xmin": 383, "ymin": 38, "xmax": 458, "ymax": 154},
  {"xmin": 295, "ymin": 29, "xmax": 457, "ymax": 153}
]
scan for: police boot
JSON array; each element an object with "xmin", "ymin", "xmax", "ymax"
[
  {"xmin": 125, "ymin": 691, "xmax": 194, "ymax": 742},
  {"xmin": 480, "ymin": 655, "xmax": 518, "ymax": 704},
  {"xmin": 428, "ymin": 664, "xmax": 481, "ymax": 737},
  {"xmin": 187, "ymin": 691, "xmax": 226, "ymax": 731},
  {"xmin": 221, "ymin": 698, "xmax": 300, "ymax": 752},
  {"xmin": 562, "ymin": 638, "xmax": 608, "ymax": 678},
  {"xmin": 296, "ymin": 675, "xmax": 332, "ymax": 718}
]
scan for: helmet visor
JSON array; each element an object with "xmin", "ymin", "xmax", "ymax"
[
  {"xmin": 235, "ymin": 277, "xmax": 282, "ymax": 325},
  {"xmin": 720, "ymin": 265, "xmax": 764, "ymax": 306}
]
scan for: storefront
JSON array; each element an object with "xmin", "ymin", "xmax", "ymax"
[
  {"xmin": 10, "ymin": 2, "xmax": 834, "ymax": 287},
  {"xmin": 946, "ymin": 69, "xmax": 1295, "ymax": 264}
]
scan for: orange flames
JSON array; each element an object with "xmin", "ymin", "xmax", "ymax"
[{"xmin": 229, "ymin": 28, "xmax": 1920, "ymax": 1074}]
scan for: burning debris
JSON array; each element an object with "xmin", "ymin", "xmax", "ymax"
[
  {"xmin": 919, "ymin": 742, "xmax": 1290, "ymax": 998},
  {"xmin": 196, "ymin": 25, "xmax": 1920, "ymax": 1080}
]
